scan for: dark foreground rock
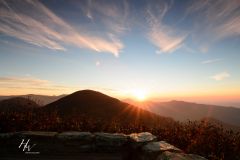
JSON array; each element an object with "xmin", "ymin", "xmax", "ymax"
[
  {"xmin": 158, "ymin": 151, "xmax": 207, "ymax": 160},
  {"xmin": 0, "ymin": 132, "xmax": 207, "ymax": 160},
  {"xmin": 95, "ymin": 132, "xmax": 129, "ymax": 152}
]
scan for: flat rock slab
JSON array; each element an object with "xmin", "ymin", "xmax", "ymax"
[
  {"xmin": 143, "ymin": 141, "xmax": 182, "ymax": 153},
  {"xmin": 56, "ymin": 132, "xmax": 95, "ymax": 152},
  {"xmin": 95, "ymin": 133, "xmax": 128, "ymax": 147},
  {"xmin": 95, "ymin": 133, "xmax": 128, "ymax": 140},
  {"xmin": 129, "ymin": 132, "xmax": 156, "ymax": 143},
  {"xmin": 18, "ymin": 131, "xmax": 58, "ymax": 138},
  {"xmin": 157, "ymin": 151, "xmax": 208, "ymax": 160},
  {"xmin": 57, "ymin": 132, "xmax": 94, "ymax": 140}
]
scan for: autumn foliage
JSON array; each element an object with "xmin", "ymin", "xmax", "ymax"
[{"xmin": 0, "ymin": 110, "xmax": 239, "ymax": 160}]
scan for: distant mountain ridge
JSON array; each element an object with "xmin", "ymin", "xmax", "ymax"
[
  {"xmin": 0, "ymin": 97, "xmax": 39, "ymax": 112},
  {"xmin": 0, "ymin": 94, "xmax": 65, "ymax": 106},
  {"xmin": 1, "ymin": 91, "xmax": 240, "ymax": 131},
  {"xmin": 126, "ymin": 99, "xmax": 240, "ymax": 128}
]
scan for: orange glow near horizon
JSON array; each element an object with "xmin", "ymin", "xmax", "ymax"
[
  {"xmin": 1, "ymin": 87, "xmax": 240, "ymax": 98},
  {"xmin": 1, "ymin": 87, "xmax": 240, "ymax": 106}
]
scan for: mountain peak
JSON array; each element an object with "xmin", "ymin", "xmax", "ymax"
[
  {"xmin": 71, "ymin": 89, "xmax": 111, "ymax": 97},
  {"xmin": 59, "ymin": 89, "xmax": 119, "ymax": 104},
  {"xmin": 44, "ymin": 90, "xmax": 172, "ymax": 126}
]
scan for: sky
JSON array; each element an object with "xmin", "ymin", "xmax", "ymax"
[{"xmin": 0, "ymin": 0, "xmax": 240, "ymax": 105}]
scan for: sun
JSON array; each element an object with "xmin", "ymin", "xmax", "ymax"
[{"xmin": 131, "ymin": 89, "xmax": 148, "ymax": 101}]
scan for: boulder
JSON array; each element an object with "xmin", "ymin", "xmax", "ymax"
[
  {"xmin": 126, "ymin": 132, "xmax": 158, "ymax": 159},
  {"xmin": 157, "ymin": 151, "xmax": 208, "ymax": 160},
  {"xmin": 140, "ymin": 141, "xmax": 182, "ymax": 160},
  {"xmin": 129, "ymin": 132, "xmax": 156, "ymax": 143},
  {"xmin": 129, "ymin": 132, "xmax": 157, "ymax": 149}
]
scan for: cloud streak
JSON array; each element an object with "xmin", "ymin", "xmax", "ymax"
[
  {"xmin": 80, "ymin": 0, "xmax": 130, "ymax": 34},
  {"xmin": 0, "ymin": 76, "xmax": 49, "ymax": 86},
  {"xmin": 0, "ymin": 76, "xmax": 78, "ymax": 95},
  {"xmin": 211, "ymin": 72, "xmax": 230, "ymax": 81},
  {"xmin": 202, "ymin": 58, "xmax": 222, "ymax": 64},
  {"xmin": 0, "ymin": 0, "xmax": 123, "ymax": 56},
  {"xmin": 145, "ymin": 0, "xmax": 239, "ymax": 54},
  {"xmin": 0, "ymin": 0, "xmax": 239, "ymax": 56},
  {"xmin": 0, "ymin": 76, "xmax": 122, "ymax": 96},
  {"xmin": 187, "ymin": 0, "xmax": 240, "ymax": 46},
  {"xmin": 146, "ymin": 2, "xmax": 187, "ymax": 53}
]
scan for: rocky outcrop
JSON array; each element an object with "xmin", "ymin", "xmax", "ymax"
[{"xmin": 0, "ymin": 132, "xmax": 207, "ymax": 160}]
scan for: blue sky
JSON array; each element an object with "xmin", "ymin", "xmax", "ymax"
[{"xmin": 0, "ymin": 0, "xmax": 240, "ymax": 104}]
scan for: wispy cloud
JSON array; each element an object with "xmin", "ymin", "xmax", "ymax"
[
  {"xmin": 214, "ymin": 15, "xmax": 240, "ymax": 41},
  {"xmin": 202, "ymin": 58, "xmax": 222, "ymax": 64},
  {"xmin": 0, "ymin": 76, "xmax": 77, "ymax": 92},
  {"xmin": 0, "ymin": 0, "xmax": 123, "ymax": 56},
  {"xmin": 0, "ymin": 75, "xmax": 121, "ymax": 96},
  {"xmin": 0, "ymin": 76, "xmax": 49, "ymax": 86},
  {"xmin": 187, "ymin": 0, "xmax": 240, "ymax": 47},
  {"xmin": 146, "ymin": 2, "xmax": 187, "ymax": 53},
  {"xmin": 211, "ymin": 71, "xmax": 230, "ymax": 81},
  {"xmin": 79, "ymin": 0, "xmax": 130, "ymax": 34}
]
